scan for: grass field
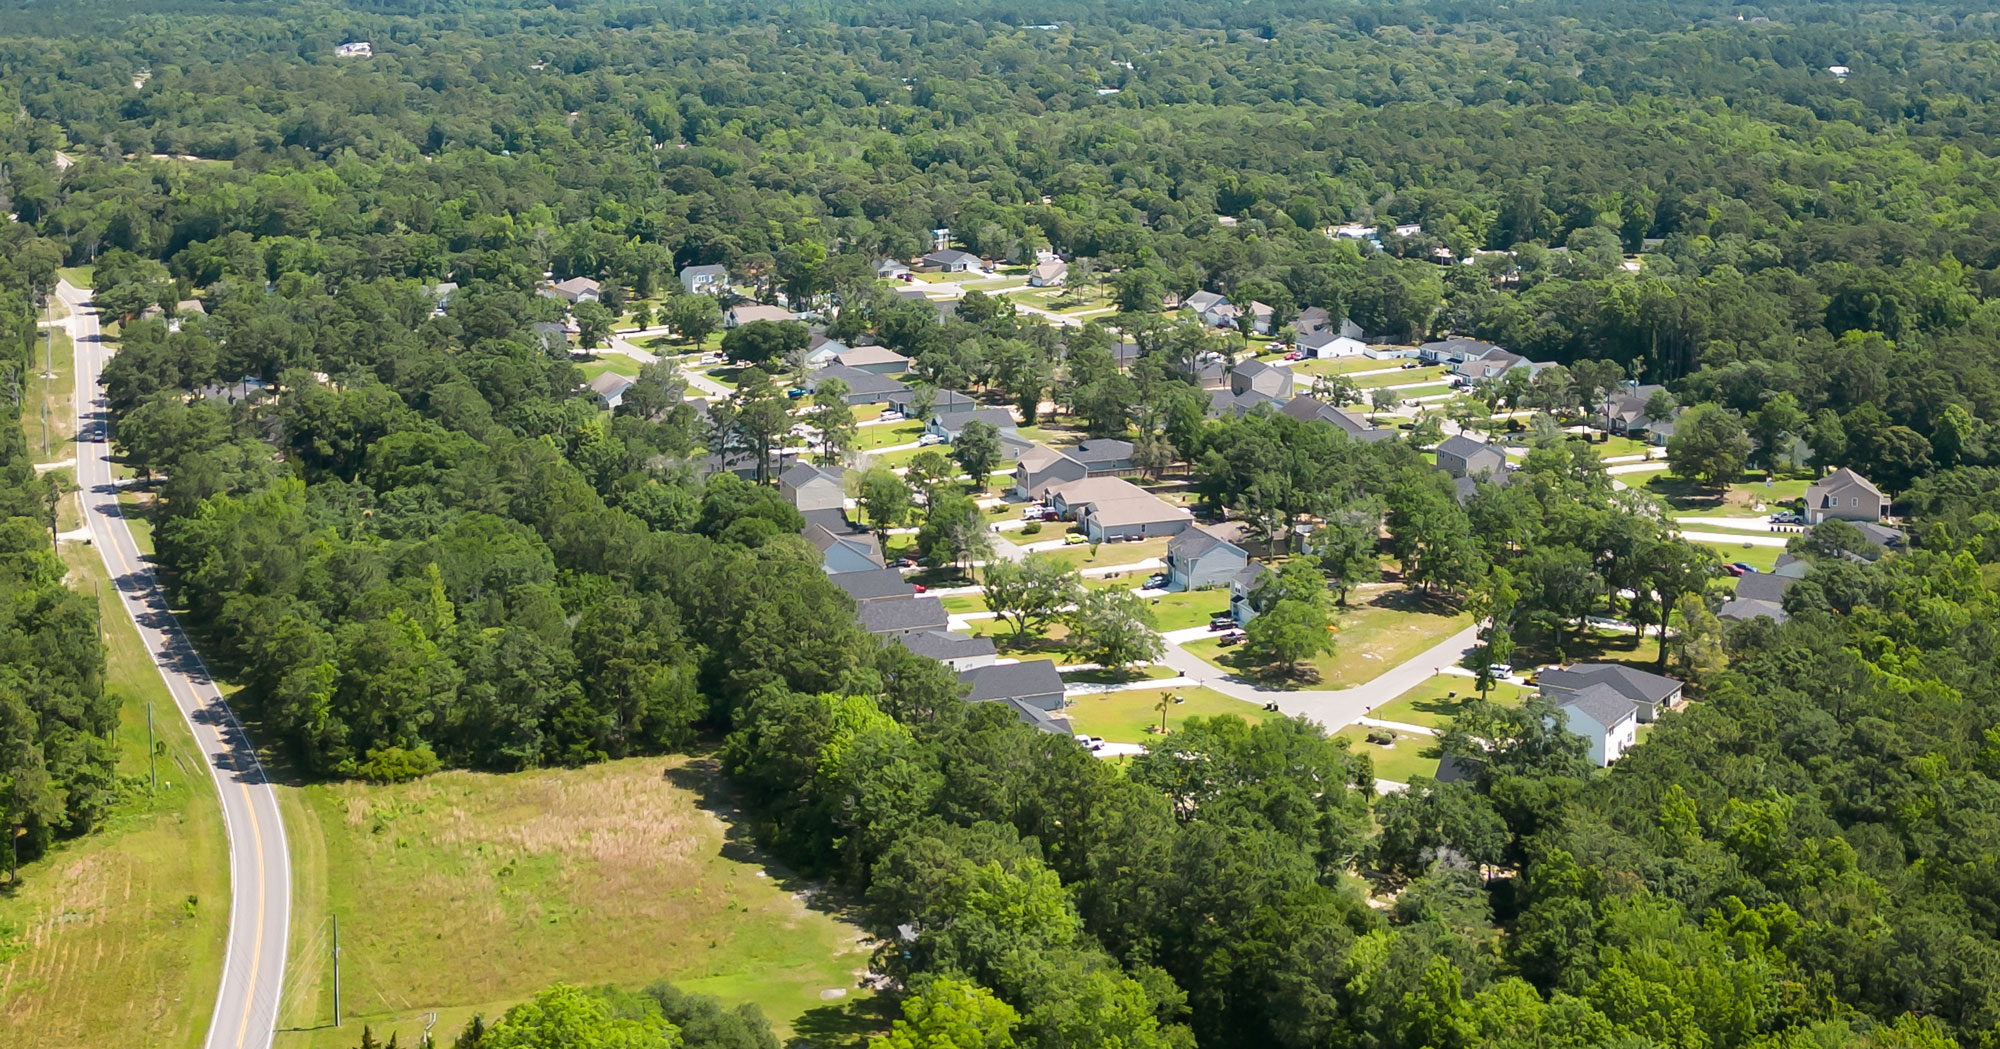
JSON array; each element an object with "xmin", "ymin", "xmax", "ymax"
[
  {"xmin": 1063, "ymin": 687, "xmax": 1266, "ymax": 744},
  {"xmin": 1352, "ymin": 365, "xmax": 1449, "ymax": 389},
  {"xmin": 575, "ymin": 353, "xmax": 642, "ymax": 379},
  {"xmin": 1516, "ymin": 625, "xmax": 1663, "ymax": 674},
  {"xmin": 1036, "ymin": 536, "xmax": 1170, "ymax": 573},
  {"xmin": 855, "ymin": 421, "xmax": 924, "ymax": 452},
  {"xmin": 1369, "ymin": 677, "xmax": 1530, "ymax": 730},
  {"xmin": 1143, "ymin": 588, "xmax": 1232, "ymax": 631},
  {"xmin": 57, "ymin": 266, "xmax": 94, "ymax": 288},
  {"xmin": 1185, "ymin": 588, "xmax": 1471, "ymax": 689},
  {"xmin": 1692, "ymin": 540, "xmax": 1784, "ymax": 573},
  {"xmin": 1645, "ymin": 472, "xmax": 1812, "ymax": 517},
  {"xmin": 1334, "ymin": 724, "xmax": 1440, "ymax": 784},
  {"xmin": 273, "ymin": 755, "xmax": 882, "ymax": 1049},
  {"xmin": 0, "ymin": 545, "xmax": 230, "ymax": 1049},
  {"xmin": 23, "ymin": 329, "xmax": 74, "ymax": 462}
]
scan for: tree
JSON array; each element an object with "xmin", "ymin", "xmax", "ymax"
[
  {"xmin": 871, "ymin": 978, "xmax": 1018, "ymax": 1049},
  {"xmin": 628, "ymin": 302, "xmax": 654, "ymax": 330},
  {"xmin": 1243, "ymin": 598, "xmax": 1336, "ymax": 678},
  {"xmin": 1667, "ymin": 592, "xmax": 1725, "ymax": 682},
  {"xmin": 809, "ymin": 380, "xmax": 857, "ymax": 462},
  {"xmin": 904, "ymin": 449, "xmax": 956, "ymax": 505},
  {"xmin": 473, "ymin": 984, "xmax": 681, "ymax": 1049},
  {"xmin": 1385, "ymin": 470, "xmax": 1486, "ymax": 598},
  {"xmin": 952, "ymin": 421, "xmax": 1003, "ymax": 490},
  {"xmin": 573, "ymin": 300, "xmax": 613, "ymax": 350},
  {"xmin": 915, "ymin": 492, "xmax": 993, "ymax": 572},
  {"xmin": 1371, "ymin": 386, "xmax": 1400, "ymax": 414},
  {"xmin": 1066, "ymin": 588, "xmax": 1163, "ymax": 671},
  {"xmin": 721, "ymin": 320, "xmax": 808, "ymax": 367},
  {"xmin": 1747, "ymin": 393, "xmax": 1805, "ymax": 471},
  {"xmin": 856, "ymin": 466, "xmax": 913, "ymax": 542},
  {"xmin": 981, "ymin": 555, "xmax": 1082, "ymax": 640},
  {"xmin": 665, "ymin": 294, "xmax": 722, "ymax": 347},
  {"xmin": 1640, "ymin": 539, "xmax": 1715, "ymax": 672},
  {"xmin": 731, "ymin": 370, "xmax": 793, "ymax": 483},
  {"xmin": 1313, "ymin": 505, "xmax": 1380, "ymax": 605},
  {"xmin": 1666, "ymin": 403, "xmax": 1751, "ymax": 488}
]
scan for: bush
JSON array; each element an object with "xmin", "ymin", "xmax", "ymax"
[
  {"xmin": 1021, "ymin": 522, "xmax": 1041, "ymax": 535},
  {"xmin": 353, "ymin": 743, "xmax": 441, "ymax": 783}
]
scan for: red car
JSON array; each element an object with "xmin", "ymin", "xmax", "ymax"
[
  {"xmin": 912, "ymin": 584, "xmax": 927, "ymax": 593},
  {"xmin": 1720, "ymin": 563, "xmax": 1746, "ymax": 577}
]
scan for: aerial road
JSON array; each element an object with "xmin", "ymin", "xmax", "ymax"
[{"xmin": 58, "ymin": 280, "xmax": 290, "ymax": 1049}]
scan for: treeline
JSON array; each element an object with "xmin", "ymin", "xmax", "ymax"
[{"xmin": 0, "ymin": 224, "xmax": 115, "ymax": 870}]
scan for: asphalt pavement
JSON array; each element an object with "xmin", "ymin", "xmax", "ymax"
[{"xmin": 60, "ymin": 281, "xmax": 290, "ymax": 1049}]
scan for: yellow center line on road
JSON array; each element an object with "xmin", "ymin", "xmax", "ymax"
[{"xmin": 234, "ymin": 772, "xmax": 267, "ymax": 1048}]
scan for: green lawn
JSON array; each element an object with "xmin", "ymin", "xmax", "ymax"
[
  {"xmin": 576, "ymin": 355, "xmax": 642, "ymax": 381},
  {"xmin": 1353, "ymin": 365, "xmax": 1449, "ymax": 389},
  {"xmin": 273, "ymin": 755, "xmax": 880, "ymax": 1049},
  {"xmin": 856, "ymin": 422, "xmax": 925, "ymax": 452},
  {"xmin": 1, "ymin": 546, "xmax": 231, "ymax": 1049},
  {"xmin": 23, "ymin": 330, "xmax": 74, "ymax": 462},
  {"xmin": 1334, "ymin": 724, "xmax": 1441, "ymax": 784},
  {"xmin": 1142, "ymin": 588, "xmax": 1231, "ymax": 631},
  {"xmin": 1517, "ymin": 626, "xmax": 1663, "ymax": 675},
  {"xmin": 1294, "ymin": 356, "xmax": 1410, "ymax": 378},
  {"xmin": 1369, "ymin": 677, "xmax": 1530, "ymax": 730},
  {"xmin": 1185, "ymin": 589, "xmax": 1472, "ymax": 689},
  {"xmin": 1645, "ymin": 472, "xmax": 1812, "ymax": 517},
  {"xmin": 1064, "ymin": 687, "xmax": 1266, "ymax": 744},
  {"xmin": 1692, "ymin": 539, "xmax": 1785, "ymax": 573},
  {"xmin": 939, "ymin": 593, "xmax": 988, "ymax": 615},
  {"xmin": 1061, "ymin": 664, "xmax": 1178, "ymax": 686},
  {"xmin": 1387, "ymin": 383, "xmax": 1453, "ymax": 401},
  {"xmin": 1036, "ymin": 536, "xmax": 1170, "ymax": 573},
  {"xmin": 57, "ymin": 266, "xmax": 94, "ymax": 288},
  {"xmin": 1587, "ymin": 435, "xmax": 1653, "ymax": 459}
]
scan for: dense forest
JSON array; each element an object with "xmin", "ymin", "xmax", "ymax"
[{"xmin": 7, "ymin": 0, "xmax": 2000, "ymax": 1046}]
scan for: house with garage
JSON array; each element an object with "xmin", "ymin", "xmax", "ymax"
[
  {"xmin": 1229, "ymin": 563, "xmax": 1273, "ymax": 624},
  {"xmin": 1067, "ymin": 439, "xmax": 1138, "ymax": 476},
  {"xmin": 833, "ymin": 345, "xmax": 911, "ymax": 375},
  {"xmin": 959, "ymin": 659, "xmax": 1067, "ymax": 729},
  {"xmin": 927, "ymin": 406, "xmax": 1019, "ymax": 443},
  {"xmin": 585, "ymin": 372, "xmax": 634, "ymax": 410},
  {"xmin": 858, "ymin": 595, "xmax": 950, "ymax": 637},
  {"xmin": 806, "ymin": 364, "xmax": 910, "ymax": 406},
  {"xmin": 831, "ymin": 568, "xmax": 917, "ymax": 605},
  {"xmin": 1805, "ymin": 468, "xmax": 1889, "ymax": 525},
  {"xmin": 1591, "ymin": 383, "xmax": 1673, "ymax": 439},
  {"xmin": 1167, "ymin": 526, "xmax": 1251, "ymax": 591},
  {"xmin": 895, "ymin": 630, "xmax": 999, "ymax": 672},
  {"xmin": 921, "ymin": 249, "xmax": 984, "ymax": 273},
  {"xmin": 723, "ymin": 303, "xmax": 800, "ymax": 329},
  {"xmin": 679, "ymin": 264, "xmax": 728, "ymax": 295},
  {"xmin": 1029, "ymin": 259, "xmax": 1068, "ymax": 287},
  {"xmin": 890, "ymin": 388, "xmax": 978, "ymax": 419},
  {"xmin": 1418, "ymin": 337, "xmax": 1503, "ymax": 365},
  {"xmin": 1436, "ymin": 435, "xmax": 1508, "ymax": 480},
  {"xmin": 1046, "ymin": 477, "xmax": 1192, "ymax": 542},
  {"xmin": 544, "ymin": 276, "xmax": 601, "ymax": 303},
  {"xmin": 874, "ymin": 258, "xmax": 913, "ymax": 280},
  {"xmin": 1281, "ymin": 395, "xmax": 1397, "ymax": 443},
  {"xmin": 1552, "ymin": 686, "xmax": 1639, "ymax": 767},
  {"xmin": 804, "ymin": 335, "xmax": 850, "ymax": 369},
  {"xmin": 1452, "ymin": 349, "xmax": 1530, "ymax": 383},
  {"xmin": 1720, "ymin": 568, "xmax": 1794, "ymax": 625},
  {"xmin": 1014, "ymin": 444, "xmax": 1090, "ymax": 501},
  {"xmin": 780, "ymin": 462, "xmax": 848, "ymax": 514},
  {"xmin": 806, "ymin": 522, "xmax": 885, "ymax": 575},
  {"xmin": 1230, "ymin": 359, "xmax": 1295, "ymax": 401},
  {"xmin": 1298, "ymin": 317, "xmax": 1369, "ymax": 359},
  {"xmin": 1538, "ymin": 663, "xmax": 1685, "ymax": 724}
]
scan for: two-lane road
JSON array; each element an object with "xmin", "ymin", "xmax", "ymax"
[{"xmin": 60, "ymin": 281, "xmax": 290, "ymax": 1049}]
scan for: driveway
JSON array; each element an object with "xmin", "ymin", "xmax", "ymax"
[{"xmin": 1157, "ymin": 623, "xmax": 1483, "ymax": 733}]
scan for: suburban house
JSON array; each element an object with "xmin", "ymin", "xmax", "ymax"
[
  {"xmin": 1452, "ymin": 349, "xmax": 1530, "ymax": 383},
  {"xmin": 1552, "ymin": 686, "xmax": 1640, "ymax": 767},
  {"xmin": 831, "ymin": 568, "xmax": 918, "ymax": 604},
  {"xmin": 679, "ymin": 264, "xmax": 728, "ymax": 295},
  {"xmin": 335, "ymin": 41, "xmax": 373, "ymax": 57},
  {"xmin": 1230, "ymin": 359, "xmax": 1295, "ymax": 401},
  {"xmin": 723, "ymin": 303, "xmax": 799, "ymax": 328},
  {"xmin": 1015, "ymin": 444, "xmax": 1090, "ymax": 500},
  {"xmin": 894, "ymin": 629, "xmax": 999, "ymax": 672},
  {"xmin": 780, "ymin": 462, "xmax": 848, "ymax": 513},
  {"xmin": 1229, "ymin": 563, "xmax": 1273, "ymax": 624},
  {"xmin": 1208, "ymin": 387, "xmax": 1284, "ymax": 418},
  {"xmin": 1029, "ymin": 259, "xmax": 1068, "ymax": 287},
  {"xmin": 890, "ymin": 388, "xmax": 978, "ymax": 419},
  {"xmin": 804, "ymin": 336, "xmax": 850, "ymax": 369},
  {"xmin": 1294, "ymin": 306, "xmax": 1333, "ymax": 337},
  {"xmin": 1719, "ymin": 571, "xmax": 1793, "ymax": 624},
  {"xmin": 1805, "ymin": 468, "xmax": 1889, "ymax": 525},
  {"xmin": 921, "ymin": 248, "xmax": 984, "ymax": 273},
  {"xmin": 1184, "ymin": 290, "xmax": 1229, "ymax": 320},
  {"xmin": 1299, "ymin": 317, "xmax": 1369, "ymax": 359},
  {"xmin": 1855, "ymin": 521, "xmax": 1906, "ymax": 550},
  {"xmin": 832, "ymin": 345, "xmax": 911, "ymax": 375},
  {"xmin": 1435, "ymin": 435, "xmax": 1509, "ymax": 481},
  {"xmin": 858, "ymin": 595, "xmax": 950, "ymax": 637},
  {"xmin": 1281, "ymin": 395, "xmax": 1397, "ymax": 443},
  {"xmin": 1592, "ymin": 383, "xmax": 1674, "ymax": 439},
  {"xmin": 1045, "ymin": 476, "xmax": 1192, "ymax": 542},
  {"xmin": 874, "ymin": 258, "xmax": 913, "ymax": 280},
  {"xmin": 1538, "ymin": 663, "xmax": 1685, "ymax": 723},
  {"xmin": 806, "ymin": 523, "xmax": 885, "ymax": 575},
  {"xmin": 1418, "ymin": 337, "xmax": 1503, "ymax": 365},
  {"xmin": 806, "ymin": 364, "xmax": 910, "ymax": 405},
  {"xmin": 1066, "ymin": 439, "xmax": 1138, "ymax": 476},
  {"xmin": 585, "ymin": 372, "xmax": 634, "ymax": 410},
  {"xmin": 195, "ymin": 376, "xmax": 271, "ymax": 403},
  {"xmin": 531, "ymin": 321, "xmax": 570, "ymax": 351},
  {"xmin": 544, "ymin": 276, "xmax": 601, "ymax": 303},
  {"xmin": 959, "ymin": 659, "xmax": 1067, "ymax": 730},
  {"xmin": 1166, "ymin": 526, "xmax": 1251, "ymax": 590},
  {"xmin": 927, "ymin": 406, "xmax": 1019, "ymax": 443}
]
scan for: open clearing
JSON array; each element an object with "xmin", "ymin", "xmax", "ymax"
[
  {"xmin": 0, "ymin": 545, "xmax": 229, "ymax": 1049},
  {"xmin": 273, "ymin": 755, "xmax": 881, "ymax": 1048},
  {"xmin": 1335, "ymin": 724, "xmax": 1441, "ymax": 784},
  {"xmin": 1369, "ymin": 677, "xmax": 1530, "ymax": 730},
  {"xmin": 1064, "ymin": 686, "xmax": 1266, "ymax": 744}
]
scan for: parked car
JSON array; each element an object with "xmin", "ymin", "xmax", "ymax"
[
  {"xmin": 1208, "ymin": 616, "xmax": 1236, "ymax": 631},
  {"xmin": 1063, "ymin": 532, "xmax": 1087, "ymax": 545},
  {"xmin": 1144, "ymin": 573, "xmax": 1168, "ymax": 589},
  {"xmin": 1488, "ymin": 663, "xmax": 1514, "ymax": 677},
  {"xmin": 786, "ymin": 388, "xmax": 805, "ymax": 399},
  {"xmin": 1730, "ymin": 562, "xmax": 1759, "ymax": 575},
  {"xmin": 892, "ymin": 557, "xmax": 918, "ymax": 568},
  {"xmin": 1284, "ymin": 351, "xmax": 1304, "ymax": 361},
  {"xmin": 1401, "ymin": 361, "xmax": 1419, "ymax": 369},
  {"xmin": 1720, "ymin": 563, "xmax": 1746, "ymax": 577},
  {"xmin": 880, "ymin": 410, "xmax": 904, "ymax": 421},
  {"xmin": 1041, "ymin": 509, "xmax": 1063, "ymax": 522},
  {"xmin": 1769, "ymin": 511, "xmax": 1801, "ymax": 524},
  {"xmin": 917, "ymin": 433, "xmax": 945, "ymax": 446},
  {"xmin": 1218, "ymin": 631, "xmax": 1247, "ymax": 646},
  {"xmin": 1021, "ymin": 504, "xmax": 1046, "ymax": 519},
  {"xmin": 912, "ymin": 584, "xmax": 927, "ymax": 593}
]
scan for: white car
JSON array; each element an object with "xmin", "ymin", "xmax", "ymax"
[
  {"xmin": 880, "ymin": 410, "xmax": 904, "ymax": 421},
  {"xmin": 917, "ymin": 433, "xmax": 945, "ymax": 446}
]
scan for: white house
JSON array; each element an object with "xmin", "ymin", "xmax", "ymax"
[
  {"xmin": 335, "ymin": 41, "xmax": 372, "ymax": 58},
  {"xmin": 1029, "ymin": 259, "xmax": 1068, "ymax": 287},
  {"xmin": 1553, "ymin": 686, "xmax": 1639, "ymax": 767},
  {"xmin": 679, "ymin": 264, "xmax": 728, "ymax": 295},
  {"xmin": 1300, "ymin": 317, "xmax": 1368, "ymax": 358}
]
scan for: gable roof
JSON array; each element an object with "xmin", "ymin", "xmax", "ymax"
[
  {"xmin": 1734, "ymin": 573, "xmax": 1794, "ymax": 604},
  {"xmin": 923, "ymin": 248, "xmax": 982, "ymax": 267},
  {"xmin": 1067, "ymin": 439, "xmax": 1134, "ymax": 466},
  {"xmin": 959, "ymin": 659, "xmax": 1065, "ymax": 703},
  {"xmin": 1557, "ymin": 684, "xmax": 1638, "ymax": 731},
  {"xmin": 1184, "ymin": 290, "xmax": 1228, "ymax": 313},
  {"xmin": 832, "ymin": 568, "xmax": 919, "ymax": 603},
  {"xmin": 1437, "ymin": 434, "xmax": 1498, "ymax": 461},
  {"xmin": 680, "ymin": 264, "xmax": 727, "ymax": 280},
  {"xmin": 939, "ymin": 407, "xmax": 1019, "ymax": 434},
  {"xmin": 810, "ymin": 364, "xmax": 911, "ymax": 398},
  {"xmin": 781, "ymin": 462, "xmax": 844, "ymax": 489},
  {"xmin": 586, "ymin": 372, "xmax": 634, "ymax": 398},
  {"xmin": 1293, "ymin": 306, "xmax": 1331, "ymax": 335},
  {"xmin": 1032, "ymin": 259, "xmax": 1067, "ymax": 281},
  {"xmin": 1539, "ymin": 663, "xmax": 1682, "ymax": 706},
  {"xmin": 551, "ymin": 276, "xmax": 600, "ymax": 296},
  {"xmin": 1169, "ymin": 525, "xmax": 1247, "ymax": 562},
  {"xmin": 1808, "ymin": 467, "xmax": 1884, "ymax": 506},
  {"xmin": 1718, "ymin": 598, "xmax": 1788, "ymax": 623},
  {"xmin": 857, "ymin": 595, "xmax": 948, "ymax": 634},
  {"xmin": 895, "ymin": 629, "xmax": 997, "ymax": 662},
  {"xmin": 801, "ymin": 507, "xmax": 861, "ymax": 536},
  {"xmin": 834, "ymin": 345, "xmax": 910, "ymax": 369}
]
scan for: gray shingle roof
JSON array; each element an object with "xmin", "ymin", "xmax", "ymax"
[
  {"xmin": 811, "ymin": 364, "xmax": 910, "ymax": 397},
  {"xmin": 959, "ymin": 659, "xmax": 1065, "ymax": 703},
  {"xmin": 1734, "ymin": 573, "xmax": 1794, "ymax": 603},
  {"xmin": 1557, "ymin": 683, "xmax": 1638, "ymax": 731},
  {"xmin": 1437, "ymin": 435, "xmax": 1493, "ymax": 460},
  {"xmin": 857, "ymin": 595, "xmax": 948, "ymax": 634},
  {"xmin": 896, "ymin": 630, "xmax": 998, "ymax": 662},
  {"xmin": 1718, "ymin": 598, "xmax": 1788, "ymax": 623},
  {"xmin": 832, "ymin": 568, "xmax": 918, "ymax": 602},
  {"xmin": 1539, "ymin": 664, "xmax": 1682, "ymax": 705},
  {"xmin": 1067, "ymin": 439, "xmax": 1133, "ymax": 465}
]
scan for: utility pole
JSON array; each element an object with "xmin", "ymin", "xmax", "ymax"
[
  {"xmin": 332, "ymin": 914, "xmax": 342, "ymax": 1027},
  {"xmin": 147, "ymin": 703, "xmax": 157, "ymax": 794}
]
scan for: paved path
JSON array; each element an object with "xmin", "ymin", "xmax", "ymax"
[
  {"xmin": 1682, "ymin": 530, "xmax": 1790, "ymax": 548},
  {"xmin": 61, "ymin": 280, "xmax": 290, "ymax": 1049},
  {"xmin": 1157, "ymin": 623, "xmax": 1483, "ymax": 733},
  {"xmin": 1606, "ymin": 460, "xmax": 1670, "ymax": 476}
]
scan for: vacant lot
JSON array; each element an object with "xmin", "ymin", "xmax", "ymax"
[
  {"xmin": 1064, "ymin": 686, "xmax": 1266, "ymax": 744},
  {"xmin": 274, "ymin": 756, "xmax": 879, "ymax": 1049},
  {"xmin": 1369, "ymin": 677, "xmax": 1530, "ymax": 730},
  {"xmin": 1185, "ymin": 588, "xmax": 1471, "ymax": 689},
  {"xmin": 1334, "ymin": 724, "xmax": 1440, "ymax": 784},
  {"xmin": 0, "ymin": 545, "xmax": 230, "ymax": 1049}
]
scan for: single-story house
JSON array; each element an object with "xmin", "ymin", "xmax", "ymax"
[
  {"xmin": 831, "ymin": 568, "xmax": 918, "ymax": 604},
  {"xmin": 780, "ymin": 462, "xmax": 848, "ymax": 514},
  {"xmin": 806, "ymin": 523, "xmax": 885, "ymax": 575},
  {"xmin": 1299, "ymin": 317, "xmax": 1368, "ymax": 359},
  {"xmin": 960, "ymin": 659, "xmax": 1066, "ymax": 714},
  {"xmin": 921, "ymin": 249, "xmax": 983, "ymax": 273},
  {"xmin": 927, "ymin": 407, "xmax": 1019, "ymax": 443},
  {"xmin": 679, "ymin": 264, "xmax": 728, "ymax": 295},
  {"xmin": 586, "ymin": 372, "xmax": 634, "ymax": 410},
  {"xmin": 1029, "ymin": 259, "xmax": 1068, "ymax": 287},
  {"xmin": 1452, "ymin": 350, "xmax": 1530, "ymax": 383},
  {"xmin": 858, "ymin": 595, "xmax": 949, "ymax": 637},
  {"xmin": 1045, "ymin": 477, "xmax": 1192, "ymax": 543},
  {"xmin": 807, "ymin": 364, "xmax": 911, "ymax": 405},
  {"xmin": 890, "ymin": 388, "xmax": 978, "ymax": 419},
  {"xmin": 1209, "ymin": 387, "xmax": 1287, "ymax": 418},
  {"xmin": 1592, "ymin": 384, "xmax": 1671, "ymax": 437},
  {"xmin": 874, "ymin": 258, "xmax": 913, "ymax": 280},
  {"xmin": 1718, "ymin": 597, "xmax": 1788, "ymax": 624},
  {"xmin": 1167, "ymin": 526, "xmax": 1251, "ymax": 591},
  {"xmin": 1230, "ymin": 359, "xmax": 1295, "ymax": 401},
  {"xmin": 895, "ymin": 630, "xmax": 999, "ymax": 672},
  {"xmin": 833, "ymin": 345, "xmax": 911, "ymax": 375},
  {"xmin": 1806, "ymin": 468, "xmax": 1889, "ymax": 525},
  {"xmin": 804, "ymin": 336, "xmax": 850, "ymax": 369},
  {"xmin": 1228, "ymin": 563, "xmax": 1272, "ymax": 624},
  {"xmin": 544, "ymin": 276, "xmax": 601, "ymax": 303},
  {"xmin": 1552, "ymin": 685, "xmax": 1639, "ymax": 767},
  {"xmin": 1435, "ymin": 435, "xmax": 1508, "ymax": 480},
  {"xmin": 1538, "ymin": 663, "xmax": 1685, "ymax": 723},
  {"xmin": 724, "ymin": 303, "xmax": 799, "ymax": 329},
  {"xmin": 1280, "ymin": 395, "xmax": 1397, "ymax": 443},
  {"xmin": 1418, "ymin": 337, "xmax": 1503, "ymax": 365}
]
